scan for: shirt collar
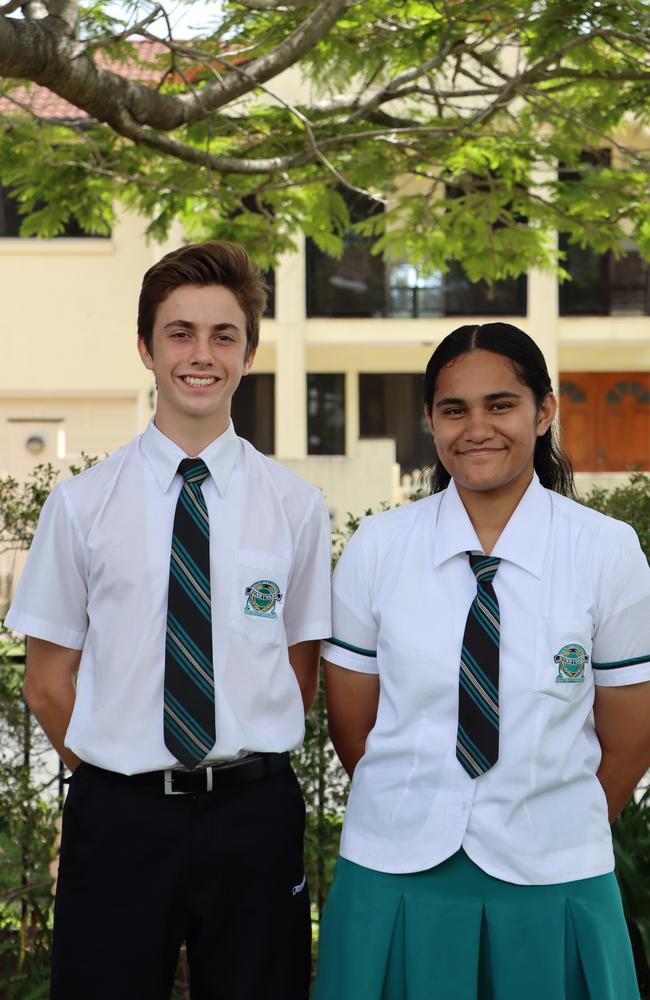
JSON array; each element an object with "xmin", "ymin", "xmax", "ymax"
[
  {"xmin": 140, "ymin": 419, "xmax": 241, "ymax": 497},
  {"xmin": 433, "ymin": 474, "xmax": 551, "ymax": 579}
]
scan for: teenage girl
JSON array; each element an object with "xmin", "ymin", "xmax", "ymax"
[{"xmin": 314, "ymin": 322, "xmax": 650, "ymax": 1000}]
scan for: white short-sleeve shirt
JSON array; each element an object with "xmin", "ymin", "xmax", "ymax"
[
  {"xmin": 7, "ymin": 420, "xmax": 332, "ymax": 774},
  {"xmin": 323, "ymin": 475, "xmax": 650, "ymax": 885}
]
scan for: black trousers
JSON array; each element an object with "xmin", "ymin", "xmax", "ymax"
[{"xmin": 51, "ymin": 759, "xmax": 311, "ymax": 1000}]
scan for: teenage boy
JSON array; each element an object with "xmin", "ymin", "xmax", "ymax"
[{"xmin": 6, "ymin": 241, "xmax": 332, "ymax": 1000}]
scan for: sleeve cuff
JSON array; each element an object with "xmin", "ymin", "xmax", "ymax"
[
  {"xmin": 593, "ymin": 654, "xmax": 650, "ymax": 686},
  {"xmin": 285, "ymin": 621, "xmax": 332, "ymax": 648},
  {"xmin": 322, "ymin": 638, "xmax": 378, "ymax": 674},
  {"xmin": 4, "ymin": 610, "xmax": 86, "ymax": 651}
]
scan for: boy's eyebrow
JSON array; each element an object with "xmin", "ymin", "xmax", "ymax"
[
  {"xmin": 435, "ymin": 390, "xmax": 522, "ymax": 408},
  {"xmin": 162, "ymin": 319, "xmax": 241, "ymax": 331}
]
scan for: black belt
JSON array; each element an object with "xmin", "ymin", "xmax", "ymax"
[{"xmin": 80, "ymin": 752, "xmax": 290, "ymax": 796}]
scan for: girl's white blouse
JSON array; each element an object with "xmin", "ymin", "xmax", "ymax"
[{"xmin": 323, "ymin": 475, "xmax": 650, "ymax": 884}]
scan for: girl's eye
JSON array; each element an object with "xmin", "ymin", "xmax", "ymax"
[{"xmin": 490, "ymin": 402, "xmax": 512, "ymax": 411}]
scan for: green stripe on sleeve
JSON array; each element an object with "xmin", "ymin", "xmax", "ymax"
[
  {"xmin": 328, "ymin": 637, "xmax": 377, "ymax": 658},
  {"xmin": 592, "ymin": 654, "xmax": 650, "ymax": 670}
]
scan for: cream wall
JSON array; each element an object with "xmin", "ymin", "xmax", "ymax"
[
  {"xmin": 1, "ymin": 200, "xmax": 649, "ymax": 531},
  {"xmin": 0, "ymin": 212, "xmax": 188, "ymax": 440}
]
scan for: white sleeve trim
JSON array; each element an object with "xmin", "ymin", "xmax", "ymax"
[
  {"xmin": 322, "ymin": 640, "xmax": 378, "ymax": 674},
  {"xmin": 285, "ymin": 620, "xmax": 332, "ymax": 648},
  {"xmin": 4, "ymin": 610, "xmax": 86, "ymax": 650},
  {"xmin": 593, "ymin": 658, "xmax": 650, "ymax": 687}
]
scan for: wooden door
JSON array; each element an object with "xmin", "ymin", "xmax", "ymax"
[{"xmin": 559, "ymin": 372, "xmax": 650, "ymax": 472}]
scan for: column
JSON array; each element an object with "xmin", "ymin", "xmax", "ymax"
[
  {"xmin": 274, "ymin": 237, "xmax": 307, "ymax": 458},
  {"xmin": 527, "ymin": 167, "xmax": 559, "ymax": 393},
  {"xmin": 527, "ymin": 263, "xmax": 559, "ymax": 393},
  {"xmin": 345, "ymin": 368, "xmax": 359, "ymax": 458}
]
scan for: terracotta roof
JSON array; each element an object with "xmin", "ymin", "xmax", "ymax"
[{"xmin": 0, "ymin": 40, "xmax": 173, "ymax": 119}]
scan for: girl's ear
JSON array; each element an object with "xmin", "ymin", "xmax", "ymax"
[
  {"xmin": 424, "ymin": 402, "xmax": 434, "ymax": 440},
  {"xmin": 536, "ymin": 392, "xmax": 557, "ymax": 437}
]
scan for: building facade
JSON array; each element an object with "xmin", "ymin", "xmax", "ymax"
[{"xmin": 1, "ymin": 198, "xmax": 649, "ymax": 529}]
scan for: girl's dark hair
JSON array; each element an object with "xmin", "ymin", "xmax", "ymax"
[{"xmin": 423, "ymin": 322, "xmax": 577, "ymax": 499}]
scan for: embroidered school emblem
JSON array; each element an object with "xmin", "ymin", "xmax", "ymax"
[
  {"xmin": 244, "ymin": 580, "xmax": 283, "ymax": 619},
  {"xmin": 554, "ymin": 644, "xmax": 589, "ymax": 683}
]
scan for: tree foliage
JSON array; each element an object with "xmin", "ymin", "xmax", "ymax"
[
  {"xmin": 0, "ymin": 1, "xmax": 649, "ymax": 272},
  {"xmin": 0, "ymin": 459, "xmax": 98, "ymax": 997}
]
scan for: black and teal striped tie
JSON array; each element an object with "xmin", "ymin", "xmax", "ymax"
[
  {"xmin": 456, "ymin": 553, "xmax": 501, "ymax": 779},
  {"xmin": 164, "ymin": 458, "xmax": 215, "ymax": 769}
]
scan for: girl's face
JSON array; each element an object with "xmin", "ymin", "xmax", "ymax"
[{"xmin": 425, "ymin": 349, "xmax": 556, "ymax": 498}]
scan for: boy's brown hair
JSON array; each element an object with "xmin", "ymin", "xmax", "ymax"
[{"xmin": 138, "ymin": 241, "xmax": 268, "ymax": 356}]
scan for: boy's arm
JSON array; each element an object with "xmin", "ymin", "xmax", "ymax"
[
  {"xmin": 288, "ymin": 639, "xmax": 321, "ymax": 714},
  {"xmin": 24, "ymin": 637, "xmax": 82, "ymax": 772}
]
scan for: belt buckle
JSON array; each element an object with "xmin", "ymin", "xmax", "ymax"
[
  {"xmin": 164, "ymin": 767, "xmax": 214, "ymax": 795},
  {"xmin": 164, "ymin": 769, "xmax": 185, "ymax": 795}
]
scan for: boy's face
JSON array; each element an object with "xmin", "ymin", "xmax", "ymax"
[{"xmin": 138, "ymin": 283, "xmax": 255, "ymax": 438}]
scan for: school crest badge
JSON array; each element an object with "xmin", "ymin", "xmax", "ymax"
[
  {"xmin": 244, "ymin": 580, "xmax": 283, "ymax": 619},
  {"xmin": 554, "ymin": 644, "xmax": 589, "ymax": 683}
]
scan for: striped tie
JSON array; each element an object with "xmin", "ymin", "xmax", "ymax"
[
  {"xmin": 456, "ymin": 553, "xmax": 501, "ymax": 779},
  {"xmin": 164, "ymin": 458, "xmax": 215, "ymax": 769}
]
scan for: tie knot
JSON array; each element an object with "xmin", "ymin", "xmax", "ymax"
[
  {"xmin": 178, "ymin": 458, "xmax": 209, "ymax": 485},
  {"xmin": 468, "ymin": 553, "xmax": 500, "ymax": 584}
]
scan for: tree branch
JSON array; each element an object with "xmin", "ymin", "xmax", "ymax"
[
  {"xmin": 46, "ymin": 0, "xmax": 79, "ymax": 36},
  {"xmin": 175, "ymin": 0, "xmax": 348, "ymax": 119},
  {"xmin": 84, "ymin": 5, "xmax": 166, "ymax": 51},
  {"xmin": 22, "ymin": 0, "xmax": 48, "ymax": 18},
  {"xmin": 0, "ymin": 0, "xmax": 348, "ymax": 131},
  {"xmin": 234, "ymin": 0, "xmax": 323, "ymax": 7}
]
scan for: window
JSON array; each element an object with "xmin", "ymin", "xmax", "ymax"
[
  {"xmin": 231, "ymin": 373, "xmax": 275, "ymax": 454},
  {"xmin": 440, "ymin": 181, "xmax": 527, "ymax": 316},
  {"xmin": 0, "ymin": 186, "xmax": 110, "ymax": 239},
  {"xmin": 307, "ymin": 374, "xmax": 345, "ymax": 455},
  {"xmin": 558, "ymin": 150, "xmax": 650, "ymax": 316},
  {"xmin": 359, "ymin": 373, "xmax": 433, "ymax": 474},
  {"xmin": 386, "ymin": 261, "xmax": 526, "ymax": 317},
  {"xmin": 387, "ymin": 264, "xmax": 443, "ymax": 318},
  {"xmin": 443, "ymin": 263, "xmax": 526, "ymax": 316},
  {"xmin": 559, "ymin": 241, "xmax": 650, "ymax": 316},
  {"xmin": 306, "ymin": 192, "xmax": 386, "ymax": 317},
  {"xmin": 307, "ymin": 186, "xmax": 526, "ymax": 318}
]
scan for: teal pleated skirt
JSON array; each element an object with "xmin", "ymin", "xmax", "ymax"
[{"xmin": 313, "ymin": 850, "xmax": 639, "ymax": 1000}]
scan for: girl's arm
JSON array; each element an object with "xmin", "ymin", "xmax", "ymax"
[
  {"xmin": 594, "ymin": 681, "xmax": 650, "ymax": 822},
  {"xmin": 325, "ymin": 661, "xmax": 380, "ymax": 778}
]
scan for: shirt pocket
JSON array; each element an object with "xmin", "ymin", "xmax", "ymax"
[
  {"xmin": 228, "ymin": 551, "xmax": 291, "ymax": 646},
  {"xmin": 534, "ymin": 616, "xmax": 593, "ymax": 700}
]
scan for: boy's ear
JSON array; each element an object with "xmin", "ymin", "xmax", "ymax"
[
  {"xmin": 243, "ymin": 346, "xmax": 257, "ymax": 376},
  {"xmin": 137, "ymin": 336, "xmax": 154, "ymax": 371}
]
